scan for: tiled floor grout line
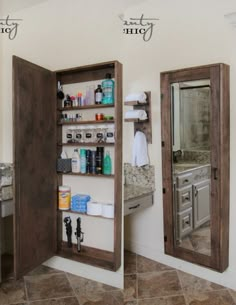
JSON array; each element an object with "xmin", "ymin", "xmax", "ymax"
[
  {"xmin": 24, "ymin": 294, "xmax": 77, "ymax": 303},
  {"xmin": 23, "ymin": 276, "xmax": 30, "ymax": 303},
  {"xmin": 227, "ymin": 288, "xmax": 236, "ymax": 304},
  {"xmin": 64, "ymin": 272, "xmax": 81, "ymax": 304},
  {"xmin": 176, "ymin": 270, "xmax": 188, "ymax": 305}
]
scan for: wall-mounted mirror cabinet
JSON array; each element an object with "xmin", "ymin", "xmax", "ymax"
[{"xmin": 161, "ymin": 63, "xmax": 230, "ymax": 272}]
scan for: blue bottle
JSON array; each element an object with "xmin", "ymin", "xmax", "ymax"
[
  {"xmin": 80, "ymin": 149, "xmax": 86, "ymax": 174},
  {"xmin": 102, "ymin": 73, "xmax": 114, "ymax": 104}
]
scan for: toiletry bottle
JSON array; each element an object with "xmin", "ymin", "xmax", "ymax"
[
  {"xmin": 102, "ymin": 73, "xmax": 114, "ymax": 104},
  {"xmin": 71, "ymin": 149, "xmax": 80, "ymax": 173},
  {"xmin": 86, "ymin": 150, "xmax": 91, "ymax": 173},
  {"xmin": 64, "ymin": 94, "xmax": 72, "ymax": 108},
  {"xmin": 77, "ymin": 92, "xmax": 82, "ymax": 106},
  {"xmin": 96, "ymin": 147, "xmax": 104, "ymax": 174},
  {"xmin": 95, "ymin": 85, "xmax": 103, "ymax": 104},
  {"xmin": 103, "ymin": 151, "xmax": 112, "ymax": 175},
  {"xmin": 80, "ymin": 149, "xmax": 86, "ymax": 174}
]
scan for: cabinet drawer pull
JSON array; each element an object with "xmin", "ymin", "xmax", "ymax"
[
  {"xmin": 213, "ymin": 168, "xmax": 218, "ymax": 180},
  {"xmin": 184, "ymin": 196, "xmax": 190, "ymax": 201},
  {"xmin": 184, "ymin": 179, "xmax": 189, "ymax": 183},
  {"xmin": 129, "ymin": 204, "xmax": 140, "ymax": 210}
]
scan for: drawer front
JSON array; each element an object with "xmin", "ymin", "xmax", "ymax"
[
  {"xmin": 177, "ymin": 186, "xmax": 192, "ymax": 212},
  {"xmin": 124, "ymin": 194, "xmax": 153, "ymax": 216},
  {"xmin": 177, "ymin": 208, "xmax": 193, "ymax": 240},
  {"xmin": 177, "ymin": 173, "xmax": 192, "ymax": 188}
]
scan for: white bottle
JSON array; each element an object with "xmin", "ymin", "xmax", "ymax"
[{"xmin": 71, "ymin": 149, "xmax": 80, "ymax": 173}]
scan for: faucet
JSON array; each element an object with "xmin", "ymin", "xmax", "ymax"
[{"xmin": 173, "ymin": 150, "xmax": 182, "ymax": 163}]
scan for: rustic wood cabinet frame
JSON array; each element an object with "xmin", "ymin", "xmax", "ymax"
[
  {"xmin": 13, "ymin": 56, "xmax": 122, "ymax": 279},
  {"xmin": 161, "ymin": 63, "xmax": 230, "ymax": 272}
]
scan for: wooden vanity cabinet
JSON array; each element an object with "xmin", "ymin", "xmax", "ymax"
[
  {"xmin": 193, "ymin": 179, "xmax": 210, "ymax": 229},
  {"xmin": 174, "ymin": 166, "xmax": 210, "ymax": 241},
  {"xmin": 13, "ymin": 56, "xmax": 123, "ymax": 279}
]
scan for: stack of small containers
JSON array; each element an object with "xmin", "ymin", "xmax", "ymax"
[{"xmin": 71, "ymin": 194, "xmax": 91, "ymax": 213}]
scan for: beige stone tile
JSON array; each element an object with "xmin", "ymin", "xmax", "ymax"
[
  {"xmin": 137, "ymin": 256, "xmax": 173, "ymax": 273},
  {"xmin": 29, "ymin": 297, "xmax": 79, "ymax": 305},
  {"xmin": 185, "ymin": 289, "xmax": 235, "ymax": 305},
  {"xmin": 124, "ymin": 251, "xmax": 137, "ymax": 275},
  {"xmin": 229, "ymin": 289, "xmax": 236, "ymax": 302},
  {"xmin": 0, "ymin": 279, "xmax": 26, "ymax": 305},
  {"xmin": 138, "ymin": 271, "xmax": 182, "ymax": 299},
  {"xmin": 67, "ymin": 273, "xmax": 120, "ymax": 304},
  {"xmin": 25, "ymin": 273, "xmax": 74, "ymax": 301},
  {"xmin": 26, "ymin": 265, "xmax": 63, "ymax": 277},
  {"xmin": 177, "ymin": 270, "xmax": 225, "ymax": 294},
  {"xmin": 138, "ymin": 295, "xmax": 186, "ymax": 305}
]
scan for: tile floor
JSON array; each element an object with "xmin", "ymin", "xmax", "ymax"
[
  {"xmin": 0, "ymin": 251, "xmax": 236, "ymax": 305},
  {"xmin": 178, "ymin": 222, "xmax": 211, "ymax": 256}
]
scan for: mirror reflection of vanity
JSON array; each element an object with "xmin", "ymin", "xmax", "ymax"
[{"xmin": 161, "ymin": 64, "xmax": 230, "ymax": 272}]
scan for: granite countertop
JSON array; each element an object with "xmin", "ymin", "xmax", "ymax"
[
  {"xmin": 0, "ymin": 163, "xmax": 13, "ymax": 202},
  {"xmin": 124, "ymin": 184, "xmax": 154, "ymax": 201}
]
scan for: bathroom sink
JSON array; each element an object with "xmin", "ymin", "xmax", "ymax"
[
  {"xmin": 173, "ymin": 163, "xmax": 200, "ymax": 173},
  {"xmin": 174, "ymin": 163, "xmax": 199, "ymax": 169}
]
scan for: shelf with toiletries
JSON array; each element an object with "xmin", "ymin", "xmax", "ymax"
[
  {"xmin": 56, "ymin": 60, "xmax": 122, "ymax": 271},
  {"xmin": 58, "ymin": 104, "xmax": 114, "ymax": 111},
  {"xmin": 58, "ymin": 142, "xmax": 114, "ymax": 147},
  {"xmin": 124, "ymin": 91, "xmax": 152, "ymax": 144},
  {"xmin": 59, "ymin": 209, "xmax": 114, "ymax": 218},
  {"xmin": 124, "ymin": 118, "xmax": 148, "ymax": 123},
  {"xmin": 59, "ymin": 172, "xmax": 114, "ymax": 178},
  {"xmin": 58, "ymin": 119, "xmax": 114, "ymax": 125}
]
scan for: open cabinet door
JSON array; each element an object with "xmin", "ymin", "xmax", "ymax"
[{"xmin": 13, "ymin": 56, "xmax": 57, "ymax": 278}]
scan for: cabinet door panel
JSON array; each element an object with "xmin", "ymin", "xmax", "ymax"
[
  {"xmin": 193, "ymin": 180, "xmax": 210, "ymax": 229},
  {"xmin": 13, "ymin": 56, "xmax": 57, "ymax": 278}
]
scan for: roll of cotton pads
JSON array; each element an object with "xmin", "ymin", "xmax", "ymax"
[
  {"xmin": 87, "ymin": 201, "xmax": 102, "ymax": 216},
  {"xmin": 102, "ymin": 203, "xmax": 114, "ymax": 218}
]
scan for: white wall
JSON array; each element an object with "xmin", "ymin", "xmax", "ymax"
[
  {"xmin": 1, "ymin": 0, "xmax": 236, "ymax": 291},
  {"xmin": 123, "ymin": 0, "xmax": 236, "ymax": 290}
]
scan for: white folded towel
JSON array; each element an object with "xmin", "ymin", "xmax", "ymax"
[
  {"xmin": 125, "ymin": 110, "xmax": 147, "ymax": 120},
  {"xmin": 125, "ymin": 92, "xmax": 147, "ymax": 103},
  {"xmin": 132, "ymin": 131, "xmax": 149, "ymax": 167}
]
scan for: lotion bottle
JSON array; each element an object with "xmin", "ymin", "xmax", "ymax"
[{"xmin": 71, "ymin": 149, "xmax": 80, "ymax": 173}]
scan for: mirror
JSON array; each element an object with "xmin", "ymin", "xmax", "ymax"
[
  {"xmin": 171, "ymin": 80, "xmax": 211, "ymax": 256},
  {"xmin": 161, "ymin": 64, "xmax": 230, "ymax": 272}
]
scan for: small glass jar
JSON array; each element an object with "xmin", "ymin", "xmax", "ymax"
[
  {"xmin": 75, "ymin": 127, "xmax": 84, "ymax": 143},
  {"xmin": 106, "ymin": 124, "xmax": 115, "ymax": 143},
  {"xmin": 95, "ymin": 125, "xmax": 106, "ymax": 143},
  {"xmin": 66, "ymin": 127, "xmax": 74, "ymax": 143},
  {"xmin": 84, "ymin": 126, "xmax": 94, "ymax": 143}
]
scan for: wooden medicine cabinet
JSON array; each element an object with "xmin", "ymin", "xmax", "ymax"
[
  {"xmin": 13, "ymin": 56, "xmax": 122, "ymax": 278},
  {"xmin": 161, "ymin": 63, "xmax": 230, "ymax": 272}
]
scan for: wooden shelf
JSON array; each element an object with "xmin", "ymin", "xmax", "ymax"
[
  {"xmin": 58, "ymin": 104, "xmax": 114, "ymax": 111},
  {"xmin": 58, "ymin": 142, "xmax": 114, "ymax": 147},
  {"xmin": 58, "ymin": 172, "xmax": 114, "ymax": 178},
  {"xmin": 124, "ymin": 118, "xmax": 149, "ymax": 123},
  {"xmin": 58, "ymin": 242, "xmax": 114, "ymax": 271},
  {"xmin": 124, "ymin": 101, "xmax": 148, "ymax": 106},
  {"xmin": 58, "ymin": 119, "xmax": 114, "ymax": 125},
  {"xmin": 58, "ymin": 209, "xmax": 114, "ymax": 219},
  {"xmin": 124, "ymin": 91, "xmax": 152, "ymax": 144}
]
